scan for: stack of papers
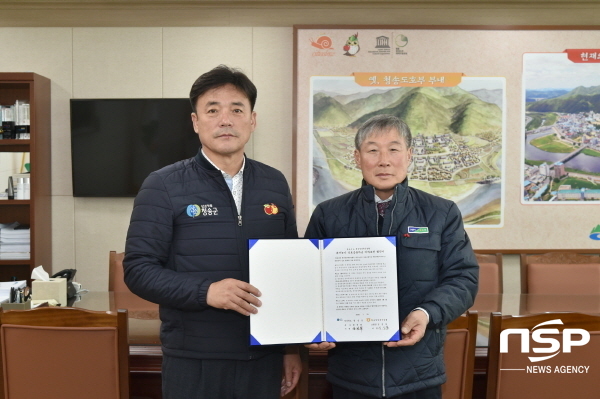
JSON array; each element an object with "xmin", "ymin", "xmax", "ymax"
[
  {"xmin": 0, "ymin": 280, "xmax": 27, "ymax": 303},
  {"xmin": 0, "ymin": 222, "xmax": 30, "ymax": 260}
]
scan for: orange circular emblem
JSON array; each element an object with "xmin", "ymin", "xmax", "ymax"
[{"xmin": 264, "ymin": 203, "xmax": 279, "ymax": 215}]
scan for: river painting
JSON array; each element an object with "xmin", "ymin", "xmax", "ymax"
[{"xmin": 523, "ymin": 53, "xmax": 600, "ymax": 203}]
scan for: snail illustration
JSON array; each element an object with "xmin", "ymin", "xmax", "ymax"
[{"xmin": 310, "ymin": 36, "xmax": 333, "ymax": 50}]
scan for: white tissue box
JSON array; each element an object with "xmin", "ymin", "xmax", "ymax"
[{"xmin": 32, "ymin": 278, "xmax": 67, "ymax": 307}]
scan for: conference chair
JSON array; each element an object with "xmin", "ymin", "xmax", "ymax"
[
  {"xmin": 486, "ymin": 312, "xmax": 600, "ymax": 399},
  {"xmin": 0, "ymin": 307, "xmax": 129, "ymax": 399},
  {"xmin": 519, "ymin": 252, "xmax": 600, "ymax": 313},
  {"xmin": 471, "ymin": 252, "xmax": 503, "ymax": 313},
  {"xmin": 109, "ymin": 251, "xmax": 158, "ymax": 320},
  {"xmin": 520, "ymin": 251, "xmax": 600, "ymax": 294},
  {"xmin": 475, "ymin": 252, "xmax": 503, "ymax": 294},
  {"xmin": 109, "ymin": 250, "xmax": 128, "ymax": 292},
  {"xmin": 441, "ymin": 311, "xmax": 478, "ymax": 399}
]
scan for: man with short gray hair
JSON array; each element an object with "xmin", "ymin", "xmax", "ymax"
[
  {"xmin": 354, "ymin": 114, "xmax": 412, "ymax": 151},
  {"xmin": 305, "ymin": 114, "xmax": 478, "ymax": 399}
]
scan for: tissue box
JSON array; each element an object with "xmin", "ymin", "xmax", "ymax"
[{"xmin": 32, "ymin": 278, "xmax": 67, "ymax": 307}]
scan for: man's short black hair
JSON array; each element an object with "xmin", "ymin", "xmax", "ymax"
[{"xmin": 189, "ymin": 65, "xmax": 257, "ymax": 112}]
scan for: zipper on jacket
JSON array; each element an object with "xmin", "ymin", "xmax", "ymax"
[
  {"xmin": 224, "ymin": 178, "xmax": 242, "ymax": 227},
  {"xmin": 381, "ymin": 344, "xmax": 386, "ymax": 397},
  {"xmin": 388, "ymin": 195, "xmax": 398, "ymax": 236},
  {"xmin": 376, "ymin": 190, "xmax": 399, "ymax": 236},
  {"xmin": 376, "ymin": 202, "xmax": 380, "ymax": 236}
]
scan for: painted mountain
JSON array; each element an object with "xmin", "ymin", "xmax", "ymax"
[
  {"xmin": 313, "ymin": 86, "xmax": 502, "ymax": 135},
  {"xmin": 470, "ymin": 88, "xmax": 504, "ymax": 109},
  {"xmin": 526, "ymin": 85, "xmax": 600, "ymax": 113}
]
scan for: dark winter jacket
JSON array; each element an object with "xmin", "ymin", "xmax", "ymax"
[
  {"xmin": 124, "ymin": 150, "xmax": 297, "ymax": 360},
  {"xmin": 304, "ymin": 179, "xmax": 478, "ymax": 398}
]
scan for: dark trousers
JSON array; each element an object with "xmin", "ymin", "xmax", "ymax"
[
  {"xmin": 162, "ymin": 352, "xmax": 283, "ymax": 399},
  {"xmin": 333, "ymin": 384, "xmax": 442, "ymax": 399}
]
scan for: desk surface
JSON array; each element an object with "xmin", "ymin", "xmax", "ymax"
[
  {"xmin": 73, "ymin": 291, "xmax": 302, "ymax": 399},
  {"xmin": 73, "ymin": 291, "xmax": 600, "ymax": 347}
]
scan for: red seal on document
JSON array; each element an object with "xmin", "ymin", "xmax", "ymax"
[{"xmin": 263, "ymin": 203, "xmax": 279, "ymax": 215}]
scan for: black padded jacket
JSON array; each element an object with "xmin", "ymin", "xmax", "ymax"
[
  {"xmin": 304, "ymin": 179, "xmax": 478, "ymax": 398},
  {"xmin": 124, "ymin": 150, "xmax": 298, "ymax": 360}
]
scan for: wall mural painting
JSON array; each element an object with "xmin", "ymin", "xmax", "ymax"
[
  {"xmin": 310, "ymin": 74, "xmax": 506, "ymax": 227},
  {"xmin": 523, "ymin": 51, "xmax": 600, "ymax": 203}
]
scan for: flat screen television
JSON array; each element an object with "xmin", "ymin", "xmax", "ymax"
[{"xmin": 70, "ymin": 98, "xmax": 199, "ymax": 197}]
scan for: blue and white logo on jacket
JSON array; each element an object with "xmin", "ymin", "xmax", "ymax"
[
  {"xmin": 187, "ymin": 204, "xmax": 201, "ymax": 218},
  {"xmin": 408, "ymin": 226, "xmax": 429, "ymax": 234},
  {"xmin": 187, "ymin": 204, "xmax": 219, "ymax": 218}
]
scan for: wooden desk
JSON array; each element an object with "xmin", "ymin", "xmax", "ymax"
[
  {"xmin": 73, "ymin": 291, "xmax": 306, "ymax": 399},
  {"xmin": 307, "ymin": 293, "xmax": 600, "ymax": 399},
  {"xmin": 73, "ymin": 292, "xmax": 600, "ymax": 399}
]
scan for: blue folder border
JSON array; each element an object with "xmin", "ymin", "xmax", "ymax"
[{"xmin": 250, "ymin": 334, "xmax": 261, "ymax": 345}]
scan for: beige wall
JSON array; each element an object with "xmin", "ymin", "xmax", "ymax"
[
  {"xmin": 1, "ymin": 1, "xmax": 598, "ymax": 292},
  {"xmin": 0, "ymin": 26, "xmax": 294, "ymax": 291}
]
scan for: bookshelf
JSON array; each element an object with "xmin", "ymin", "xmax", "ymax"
[{"xmin": 0, "ymin": 73, "xmax": 51, "ymax": 282}]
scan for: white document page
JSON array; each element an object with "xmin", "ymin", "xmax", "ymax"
[
  {"xmin": 321, "ymin": 237, "xmax": 400, "ymax": 342},
  {"xmin": 249, "ymin": 239, "xmax": 323, "ymax": 345}
]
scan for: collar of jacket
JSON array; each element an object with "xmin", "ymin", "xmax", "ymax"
[
  {"xmin": 359, "ymin": 179, "xmax": 412, "ymax": 236},
  {"xmin": 193, "ymin": 148, "xmax": 234, "ymax": 191},
  {"xmin": 359, "ymin": 178, "xmax": 410, "ymax": 206},
  {"xmin": 194, "ymin": 148, "xmax": 218, "ymax": 172},
  {"xmin": 193, "ymin": 148, "xmax": 249, "ymax": 175}
]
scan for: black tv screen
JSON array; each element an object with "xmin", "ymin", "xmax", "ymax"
[{"xmin": 70, "ymin": 99, "xmax": 199, "ymax": 197}]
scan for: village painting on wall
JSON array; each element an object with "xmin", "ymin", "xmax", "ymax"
[
  {"xmin": 310, "ymin": 74, "xmax": 506, "ymax": 227},
  {"xmin": 523, "ymin": 51, "xmax": 600, "ymax": 203}
]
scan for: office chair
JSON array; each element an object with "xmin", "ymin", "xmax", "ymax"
[
  {"xmin": 0, "ymin": 307, "xmax": 129, "ymax": 399},
  {"xmin": 520, "ymin": 252, "xmax": 600, "ymax": 295},
  {"xmin": 441, "ymin": 311, "xmax": 478, "ymax": 399},
  {"xmin": 109, "ymin": 250, "xmax": 128, "ymax": 292},
  {"xmin": 519, "ymin": 252, "xmax": 600, "ymax": 313},
  {"xmin": 475, "ymin": 252, "xmax": 503, "ymax": 294},
  {"xmin": 109, "ymin": 251, "xmax": 158, "ymax": 320},
  {"xmin": 471, "ymin": 252, "xmax": 503, "ymax": 313},
  {"xmin": 486, "ymin": 312, "xmax": 600, "ymax": 399}
]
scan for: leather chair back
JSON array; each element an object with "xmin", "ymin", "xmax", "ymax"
[
  {"xmin": 441, "ymin": 311, "xmax": 477, "ymax": 399},
  {"xmin": 487, "ymin": 312, "xmax": 600, "ymax": 399},
  {"xmin": 475, "ymin": 252, "xmax": 503, "ymax": 294},
  {"xmin": 520, "ymin": 252, "xmax": 600, "ymax": 294},
  {"xmin": 528, "ymin": 263, "xmax": 600, "ymax": 294},
  {"xmin": 109, "ymin": 251, "xmax": 128, "ymax": 292},
  {"xmin": 0, "ymin": 307, "xmax": 129, "ymax": 399}
]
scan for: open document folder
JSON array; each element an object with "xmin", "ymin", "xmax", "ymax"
[{"xmin": 249, "ymin": 236, "xmax": 400, "ymax": 345}]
